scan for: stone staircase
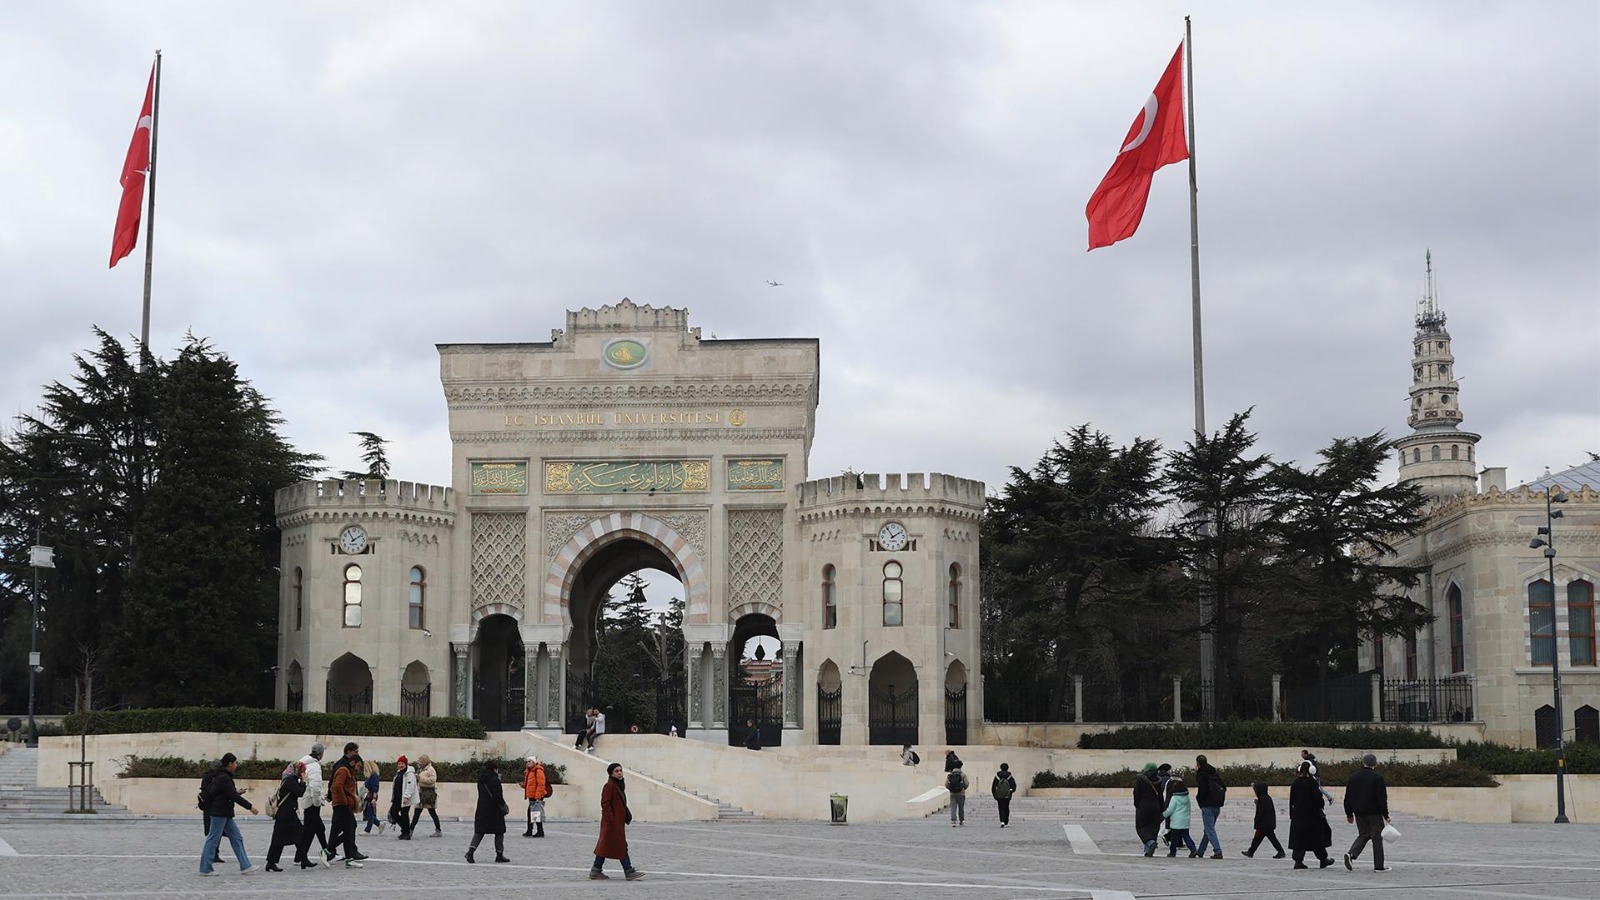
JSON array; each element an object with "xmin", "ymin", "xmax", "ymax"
[
  {"xmin": 0, "ymin": 747, "xmax": 133, "ymax": 818},
  {"xmin": 664, "ymin": 781, "xmax": 763, "ymax": 822}
]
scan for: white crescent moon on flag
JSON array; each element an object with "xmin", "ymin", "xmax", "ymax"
[
  {"xmin": 137, "ymin": 115, "xmax": 152, "ymax": 131},
  {"xmin": 1120, "ymin": 94, "xmax": 1157, "ymax": 153}
]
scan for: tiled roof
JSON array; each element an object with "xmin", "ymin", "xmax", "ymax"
[{"xmin": 1522, "ymin": 459, "xmax": 1600, "ymax": 492}]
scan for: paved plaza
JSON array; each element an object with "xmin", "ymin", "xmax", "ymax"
[{"xmin": 1, "ymin": 796, "xmax": 1597, "ymax": 900}]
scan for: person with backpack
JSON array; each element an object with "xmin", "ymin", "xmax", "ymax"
[
  {"xmin": 199, "ymin": 752, "xmax": 261, "ymax": 875},
  {"xmin": 265, "ymin": 762, "xmax": 307, "ymax": 872},
  {"xmin": 946, "ymin": 764, "xmax": 970, "ymax": 827},
  {"xmin": 1193, "ymin": 754, "xmax": 1227, "ymax": 859},
  {"xmin": 521, "ymin": 755, "xmax": 552, "ymax": 838},
  {"xmin": 990, "ymin": 763, "xmax": 1017, "ymax": 827},
  {"xmin": 198, "ymin": 759, "xmax": 227, "ymax": 866},
  {"xmin": 900, "ymin": 744, "xmax": 920, "ymax": 767},
  {"xmin": 944, "ymin": 749, "xmax": 963, "ymax": 772},
  {"xmin": 1241, "ymin": 781, "xmax": 1286, "ymax": 859}
]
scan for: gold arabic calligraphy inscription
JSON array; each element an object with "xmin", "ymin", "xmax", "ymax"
[
  {"xmin": 470, "ymin": 461, "xmax": 529, "ymax": 494},
  {"xmin": 544, "ymin": 460, "xmax": 711, "ymax": 494},
  {"xmin": 727, "ymin": 459, "xmax": 784, "ymax": 491}
]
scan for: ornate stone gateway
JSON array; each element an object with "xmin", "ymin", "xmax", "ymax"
[{"xmin": 275, "ymin": 300, "xmax": 985, "ymax": 746}]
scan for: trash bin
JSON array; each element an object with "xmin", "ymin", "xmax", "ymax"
[{"xmin": 829, "ymin": 793, "xmax": 848, "ymax": 825}]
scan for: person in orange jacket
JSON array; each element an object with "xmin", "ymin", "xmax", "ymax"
[{"xmin": 521, "ymin": 755, "xmax": 552, "ymax": 837}]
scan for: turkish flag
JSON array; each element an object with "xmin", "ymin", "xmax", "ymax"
[
  {"xmin": 110, "ymin": 65, "xmax": 155, "ymax": 268},
  {"xmin": 1086, "ymin": 44, "xmax": 1188, "ymax": 250}
]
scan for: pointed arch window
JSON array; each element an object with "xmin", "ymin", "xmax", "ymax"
[
  {"xmin": 1570, "ymin": 580, "xmax": 1595, "ymax": 667},
  {"xmin": 343, "ymin": 564, "xmax": 363, "ymax": 628},
  {"xmin": 1431, "ymin": 445, "xmax": 1441, "ymax": 460},
  {"xmin": 292, "ymin": 567, "xmax": 304, "ymax": 631},
  {"xmin": 1530, "ymin": 580, "xmax": 1555, "ymax": 666},
  {"xmin": 822, "ymin": 564, "xmax": 838, "ymax": 629},
  {"xmin": 1447, "ymin": 585, "xmax": 1464, "ymax": 673},
  {"xmin": 882, "ymin": 561, "xmax": 903, "ymax": 626},
  {"xmin": 947, "ymin": 563, "xmax": 961, "ymax": 629},
  {"xmin": 1451, "ymin": 445, "xmax": 1459, "ymax": 460},
  {"xmin": 1413, "ymin": 448, "xmax": 1421, "ymax": 464},
  {"xmin": 408, "ymin": 565, "xmax": 426, "ymax": 630}
]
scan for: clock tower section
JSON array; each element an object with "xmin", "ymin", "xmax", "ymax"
[{"xmin": 1393, "ymin": 252, "xmax": 1480, "ymax": 500}]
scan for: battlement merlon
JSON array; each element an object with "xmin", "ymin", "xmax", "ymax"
[
  {"xmin": 553, "ymin": 299, "xmax": 698, "ymax": 344},
  {"xmin": 795, "ymin": 472, "xmax": 987, "ymax": 510},
  {"xmin": 274, "ymin": 479, "xmax": 456, "ymax": 525}
]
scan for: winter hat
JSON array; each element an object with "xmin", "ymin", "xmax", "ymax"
[
  {"xmin": 1141, "ymin": 763, "xmax": 1158, "ymax": 775},
  {"xmin": 396, "ymin": 755, "xmax": 408, "ymax": 767},
  {"xmin": 310, "ymin": 742, "xmax": 326, "ymax": 756},
  {"xmin": 526, "ymin": 756, "xmax": 539, "ymax": 767}
]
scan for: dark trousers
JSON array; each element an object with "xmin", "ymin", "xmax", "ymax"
[
  {"xmin": 1247, "ymin": 829, "xmax": 1284, "ymax": 855},
  {"xmin": 996, "ymin": 798, "xmax": 1011, "ymax": 825},
  {"xmin": 328, "ymin": 805, "xmax": 359, "ymax": 857},
  {"xmin": 296, "ymin": 805, "xmax": 328, "ymax": 863},
  {"xmin": 411, "ymin": 806, "xmax": 441, "ymax": 832},
  {"xmin": 1165, "ymin": 828, "xmax": 1197, "ymax": 855},
  {"xmin": 469, "ymin": 832, "xmax": 505, "ymax": 856},
  {"xmin": 267, "ymin": 816, "xmax": 302, "ymax": 867},
  {"xmin": 593, "ymin": 852, "xmax": 633, "ymax": 872},
  {"xmin": 1293, "ymin": 848, "xmax": 1331, "ymax": 866},
  {"xmin": 1347, "ymin": 814, "xmax": 1386, "ymax": 869}
]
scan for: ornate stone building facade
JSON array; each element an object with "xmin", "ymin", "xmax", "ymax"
[{"xmin": 274, "ymin": 301, "xmax": 984, "ymax": 745}]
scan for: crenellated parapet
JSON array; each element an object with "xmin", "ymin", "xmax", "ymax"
[
  {"xmin": 275, "ymin": 478, "xmax": 456, "ymax": 529},
  {"xmin": 551, "ymin": 298, "xmax": 700, "ymax": 344},
  {"xmin": 795, "ymin": 472, "xmax": 986, "ymax": 523}
]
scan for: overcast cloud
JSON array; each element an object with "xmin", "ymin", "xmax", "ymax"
[{"xmin": 2, "ymin": 1, "xmax": 1596, "ymax": 499}]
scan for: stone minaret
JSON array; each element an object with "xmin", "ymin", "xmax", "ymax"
[{"xmin": 1393, "ymin": 252, "xmax": 1481, "ymax": 499}]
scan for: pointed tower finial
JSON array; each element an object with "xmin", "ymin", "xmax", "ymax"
[{"xmin": 1416, "ymin": 249, "xmax": 1446, "ymax": 332}]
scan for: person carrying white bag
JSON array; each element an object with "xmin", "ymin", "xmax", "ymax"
[{"xmin": 1342, "ymin": 753, "xmax": 1392, "ymax": 872}]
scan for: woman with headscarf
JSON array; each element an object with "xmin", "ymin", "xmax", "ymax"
[
  {"xmin": 267, "ymin": 761, "xmax": 308, "ymax": 871},
  {"xmin": 1288, "ymin": 761, "xmax": 1336, "ymax": 869},
  {"xmin": 465, "ymin": 759, "xmax": 509, "ymax": 864},
  {"xmin": 590, "ymin": 763, "xmax": 643, "ymax": 880},
  {"xmin": 1133, "ymin": 763, "xmax": 1164, "ymax": 857}
]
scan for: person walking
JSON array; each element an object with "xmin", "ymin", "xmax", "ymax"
[
  {"xmin": 744, "ymin": 718, "xmax": 762, "ymax": 750},
  {"xmin": 946, "ymin": 763, "xmax": 970, "ymax": 827},
  {"xmin": 901, "ymin": 744, "xmax": 920, "ymax": 767},
  {"xmin": 1241, "ymin": 782, "xmax": 1286, "ymax": 859},
  {"xmin": 199, "ymin": 753, "xmax": 260, "ymax": 876},
  {"xmin": 1134, "ymin": 763, "xmax": 1164, "ymax": 857},
  {"xmin": 1342, "ymin": 753, "xmax": 1391, "ymax": 872},
  {"xmin": 390, "ymin": 756, "xmax": 416, "ymax": 840},
  {"xmin": 198, "ymin": 759, "xmax": 227, "ymax": 866},
  {"xmin": 1192, "ymin": 754, "xmax": 1226, "ymax": 859},
  {"xmin": 590, "ymin": 763, "xmax": 643, "ymax": 880},
  {"xmin": 1288, "ymin": 761, "xmax": 1336, "ymax": 869},
  {"xmin": 294, "ymin": 743, "xmax": 330, "ymax": 869},
  {"xmin": 265, "ymin": 762, "xmax": 307, "ymax": 872},
  {"xmin": 1160, "ymin": 777, "xmax": 1198, "ymax": 857},
  {"xmin": 522, "ymin": 755, "xmax": 552, "ymax": 838},
  {"xmin": 991, "ymin": 763, "xmax": 1017, "ymax": 828},
  {"xmin": 465, "ymin": 760, "xmax": 510, "ymax": 864},
  {"xmin": 412, "ymin": 755, "xmax": 442, "ymax": 837},
  {"xmin": 325, "ymin": 742, "xmax": 366, "ymax": 868},
  {"xmin": 361, "ymin": 759, "xmax": 384, "ymax": 835}
]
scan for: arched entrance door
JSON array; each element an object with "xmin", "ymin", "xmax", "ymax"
[
  {"xmin": 402, "ymin": 661, "xmax": 431, "ymax": 717},
  {"xmin": 729, "ymin": 614, "xmax": 783, "ymax": 747},
  {"xmin": 816, "ymin": 659, "xmax": 842, "ymax": 745},
  {"xmin": 474, "ymin": 614, "xmax": 524, "ymax": 731},
  {"xmin": 326, "ymin": 653, "xmax": 373, "ymax": 714},
  {"xmin": 944, "ymin": 659, "xmax": 969, "ymax": 746},
  {"xmin": 868, "ymin": 651, "xmax": 917, "ymax": 746}
]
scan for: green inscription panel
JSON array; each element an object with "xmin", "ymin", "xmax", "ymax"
[
  {"xmin": 471, "ymin": 461, "xmax": 529, "ymax": 494},
  {"xmin": 545, "ymin": 460, "xmax": 710, "ymax": 494},
  {"xmin": 727, "ymin": 459, "xmax": 784, "ymax": 491}
]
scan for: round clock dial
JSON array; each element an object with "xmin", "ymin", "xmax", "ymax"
[
  {"xmin": 878, "ymin": 522, "xmax": 908, "ymax": 551},
  {"xmin": 338, "ymin": 525, "xmax": 368, "ymax": 554}
]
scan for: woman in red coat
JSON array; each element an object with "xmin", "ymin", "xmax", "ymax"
[{"xmin": 590, "ymin": 763, "xmax": 643, "ymax": 881}]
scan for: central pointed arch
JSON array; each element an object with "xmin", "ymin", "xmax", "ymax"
[{"xmin": 544, "ymin": 511, "xmax": 711, "ymax": 627}]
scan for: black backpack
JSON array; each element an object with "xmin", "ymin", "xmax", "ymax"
[
  {"xmin": 946, "ymin": 770, "xmax": 965, "ymax": 793},
  {"xmin": 910, "ymin": 751, "xmax": 920, "ymax": 765}
]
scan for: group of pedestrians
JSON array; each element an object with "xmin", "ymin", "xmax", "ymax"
[
  {"xmin": 924, "ymin": 749, "xmax": 1017, "ymax": 829},
  {"xmin": 1132, "ymin": 751, "xmax": 1393, "ymax": 872}
]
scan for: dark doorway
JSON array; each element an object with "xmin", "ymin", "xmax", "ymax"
[
  {"xmin": 729, "ymin": 614, "xmax": 783, "ymax": 747},
  {"xmin": 868, "ymin": 651, "xmax": 918, "ymax": 746},
  {"xmin": 817, "ymin": 659, "xmax": 842, "ymax": 745},
  {"xmin": 945, "ymin": 660, "xmax": 969, "ymax": 746},
  {"xmin": 474, "ymin": 614, "xmax": 524, "ymax": 731}
]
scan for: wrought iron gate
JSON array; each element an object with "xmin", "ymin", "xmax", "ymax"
[
  {"xmin": 326, "ymin": 684, "xmax": 372, "ymax": 715},
  {"xmin": 566, "ymin": 672, "xmax": 601, "ymax": 735},
  {"xmin": 728, "ymin": 677, "xmax": 784, "ymax": 747},
  {"xmin": 656, "ymin": 678, "xmax": 687, "ymax": 735},
  {"xmin": 869, "ymin": 682, "xmax": 918, "ymax": 746},
  {"xmin": 401, "ymin": 684, "xmax": 431, "ymax": 718},
  {"xmin": 817, "ymin": 685, "xmax": 842, "ymax": 745},
  {"xmin": 945, "ymin": 684, "xmax": 968, "ymax": 745}
]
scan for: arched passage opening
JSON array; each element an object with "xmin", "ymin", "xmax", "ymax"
[
  {"xmin": 402, "ymin": 661, "xmax": 431, "ymax": 717},
  {"xmin": 729, "ymin": 613, "xmax": 783, "ymax": 747},
  {"xmin": 285, "ymin": 661, "xmax": 304, "ymax": 712},
  {"xmin": 326, "ymin": 653, "xmax": 372, "ymax": 714},
  {"xmin": 868, "ymin": 651, "xmax": 917, "ymax": 746},
  {"xmin": 945, "ymin": 659, "xmax": 969, "ymax": 746},
  {"xmin": 563, "ymin": 536, "xmax": 686, "ymax": 735},
  {"xmin": 816, "ymin": 659, "xmax": 842, "ymax": 745},
  {"xmin": 474, "ymin": 614, "xmax": 523, "ymax": 731}
]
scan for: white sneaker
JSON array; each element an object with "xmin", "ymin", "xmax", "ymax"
[
  {"xmin": 201, "ymin": 871, "xmax": 219, "ymax": 877},
  {"xmin": 345, "ymin": 860, "xmax": 364, "ymax": 869},
  {"xmin": 240, "ymin": 866, "xmax": 259, "ymax": 875}
]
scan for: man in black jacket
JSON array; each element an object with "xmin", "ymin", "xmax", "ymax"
[
  {"xmin": 200, "ymin": 753, "xmax": 261, "ymax": 875},
  {"xmin": 1193, "ymin": 755, "xmax": 1225, "ymax": 859},
  {"xmin": 1343, "ymin": 753, "xmax": 1390, "ymax": 871}
]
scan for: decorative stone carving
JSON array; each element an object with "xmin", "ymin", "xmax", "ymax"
[
  {"xmin": 653, "ymin": 511, "xmax": 709, "ymax": 561},
  {"xmin": 727, "ymin": 508, "xmax": 784, "ymax": 614},
  {"xmin": 711, "ymin": 645, "xmax": 727, "ymax": 727},
  {"xmin": 470, "ymin": 512, "xmax": 526, "ymax": 610},
  {"xmin": 451, "ymin": 643, "xmax": 470, "ymax": 718},
  {"xmin": 546, "ymin": 644, "xmax": 563, "ymax": 730},
  {"xmin": 544, "ymin": 513, "xmax": 597, "ymax": 559},
  {"xmin": 525, "ymin": 642, "xmax": 540, "ymax": 723},
  {"xmin": 688, "ymin": 644, "xmax": 704, "ymax": 726},
  {"xmin": 782, "ymin": 644, "xmax": 800, "ymax": 727}
]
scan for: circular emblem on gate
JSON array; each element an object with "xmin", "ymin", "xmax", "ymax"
[
  {"xmin": 602, "ymin": 338, "xmax": 649, "ymax": 370},
  {"xmin": 728, "ymin": 408, "xmax": 747, "ymax": 427}
]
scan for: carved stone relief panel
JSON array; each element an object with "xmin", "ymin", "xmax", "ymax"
[
  {"xmin": 470, "ymin": 512, "xmax": 526, "ymax": 610},
  {"xmin": 726, "ymin": 508, "xmax": 784, "ymax": 614},
  {"xmin": 544, "ymin": 513, "xmax": 597, "ymax": 559},
  {"xmin": 653, "ymin": 510, "xmax": 709, "ymax": 561}
]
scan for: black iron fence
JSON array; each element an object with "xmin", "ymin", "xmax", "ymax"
[
  {"xmin": 401, "ymin": 684, "xmax": 431, "ymax": 718},
  {"xmin": 817, "ymin": 686, "xmax": 842, "ymax": 745},
  {"xmin": 326, "ymin": 685, "xmax": 373, "ymax": 715},
  {"xmin": 286, "ymin": 688, "xmax": 304, "ymax": 712},
  {"xmin": 869, "ymin": 682, "xmax": 917, "ymax": 746},
  {"xmin": 1381, "ymin": 676, "xmax": 1473, "ymax": 724},
  {"xmin": 945, "ymin": 684, "xmax": 968, "ymax": 745},
  {"xmin": 729, "ymin": 677, "xmax": 783, "ymax": 747}
]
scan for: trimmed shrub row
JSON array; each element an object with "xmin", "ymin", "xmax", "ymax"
[
  {"xmin": 120, "ymin": 756, "xmax": 565, "ymax": 785},
  {"xmin": 1455, "ymin": 740, "xmax": 1600, "ymax": 775},
  {"xmin": 1076, "ymin": 722, "xmax": 1448, "ymax": 750},
  {"xmin": 1034, "ymin": 759, "xmax": 1497, "ymax": 790},
  {"xmin": 63, "ymin": 707, "xmax": 486, "ymax": 740}
]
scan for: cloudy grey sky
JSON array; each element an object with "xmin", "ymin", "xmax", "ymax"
[{"xmin": 3, "ymin": 1, "xmax": 1596, "ymax": 502}]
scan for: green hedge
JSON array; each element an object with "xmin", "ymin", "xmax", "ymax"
[
  {"xmin": 1034, "ymin": 759, "xmax": 1496, "ymax": 789},
  {"xmin": 63, "ymin": 707, "xmax": 486, "ymax": 740},
  {"xmin": 1455, "ymin": 740, "xmax": 1600, "ymax": 775},
  {"xmin": 1076, "ymin": 722, "xmax": 1447, "ymax": 750},
  {"xmin": 120, "ymin": 756, "xmax": 565, "ymax": 785}
]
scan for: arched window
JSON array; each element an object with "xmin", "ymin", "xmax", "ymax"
[
  {"xmin": 1451, "ymin": 445, "xmax": 1459, "ymax": 460},
  {"xmin": 1570, "ymin": 580, "xmax": 1596, "ymax": 667},
  {"xmin": 1530, "ymin": 580, "xmax": 1555, "ymax": 666},
  {"xmin": 408, "ymin": 566, "xmax": 426, "ymax": 630},
  {"xmin": 882, "ymin": 561, "xmax": 903, "ymax": 626},
  {"xmin": 292, "ymin": 567, "xmax": 303, "ymax": 631},
  {"xmin": 947, "ymin": 563, "xmax": 961, "ymax": 629},
  {"xmin": 1447, "ymin": 584, "xmax": 1464, "ymax": 673},
  {"xmin": 822, "ymin": 565, "xmax": 837, "ymax": 629},
  {"xmin": 1413, "ymin": 448, "xmax": 1421, "ymax": 464},
  {"xmin": 1467, "ymin": 445, "xmax": 1473, "ymax": 461},
  {"xmin": 1404, "ymin": 631, "xmax": 1418, "ymax": 680},
  {"xmin": 1372, "ymin": 632, "xmax": 1385, "ymax": 671},
  {"xmin": 343, "ymin": 564, "xmax": 363, "ymax": 628},
  {"xmin": 1431, "ymin": 445, "xmax": 1441, "ymax": 460}
]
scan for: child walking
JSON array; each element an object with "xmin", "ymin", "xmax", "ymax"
[
  {"xmin": 1162, "ymin": 777, "xmax": 1199, "ymax": 857},
  {"xmin": 1241, "ymin": 782, "xmax": 1285, "ymax": 858}
]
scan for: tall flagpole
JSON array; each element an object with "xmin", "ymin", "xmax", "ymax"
[
  {"xmin": 1183, "ymin": 17, "xmax": 1217, "ymax": 721},
  {"xmin": 138, "ymin": 50, "xmax": 162, "ymax": 370}
]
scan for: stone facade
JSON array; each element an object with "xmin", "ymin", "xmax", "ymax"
[{"xmin": 274, "ymin": 300, "xmax": 984, "ymax": 746}]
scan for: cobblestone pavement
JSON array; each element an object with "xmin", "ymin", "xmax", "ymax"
[{"xmin": 1, "ymin": 804, "xmax": 1598, "ymax": 899}]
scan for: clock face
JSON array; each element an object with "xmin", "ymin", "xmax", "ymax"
[
  {"xmin": 339, "ymin": 525, "xmax": 368, "ymax": 555},
  {"xmin": 878, "ymin": 522, "xmax": 908, "ymax": 551}
]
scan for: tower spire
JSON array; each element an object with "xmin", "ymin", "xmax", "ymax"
[{"xmin": 1394, "ymin": 251, "xmax": 1479, "ymax": 499}]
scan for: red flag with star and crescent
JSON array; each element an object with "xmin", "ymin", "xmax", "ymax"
[
  {"xmin": 110, "ymin": 64, "xmax": 155, "ymax": 268},
  {"xmin": 1086, "ymin": 44, "xmax": 1188, "ymax": 250}
]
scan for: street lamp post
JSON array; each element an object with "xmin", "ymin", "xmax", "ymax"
[
  {"xmin": 1529, "ymin": 488, "xmax": 1570, "ymax": 825},
  {"xmin": 26, "ymin": 541, "xmax": 54, "ymax": 748}
]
